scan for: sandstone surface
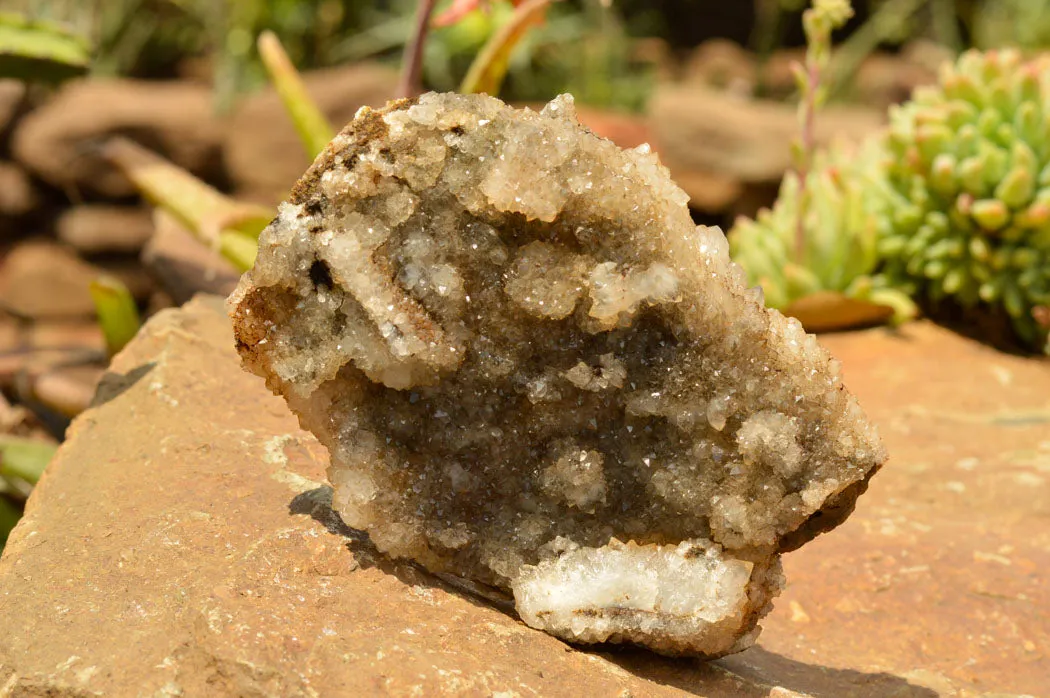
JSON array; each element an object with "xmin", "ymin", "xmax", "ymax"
[{"xmin": 0, "ymin": 298, "xmax": 1045, "ymax": 695}]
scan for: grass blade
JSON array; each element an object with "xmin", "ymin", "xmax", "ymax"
[
  {"xmin": 0, "ymin": 435, "xmax": 57, "ymax": 486},
  {"xmin": 460, "ymin": 0, "xmax": 553, "ymax": 96},
  {"xmin": 0, "ymin": 12, "xmax": 90, "ymax": 83},
  {"xmin": 219, "ymin": 231, "xmax": 259, "ymax": 273},
  {"xmin": 257, "ymin": 31, "xmax": 335, "ymax": 159},
  {"xmin": 398, "ymin": 0, "xmax": 439, "ymax": 98},
  {"xmin": 102, "ymin": 137, "xmax": 271, "ymax": 272},
  {"xmin": 0, "ymin": 494, "xmax": 21, "ymax": 550},
  {"xmin": 90, "ymin": 275, "xmax": 142, "ymax": 357}
]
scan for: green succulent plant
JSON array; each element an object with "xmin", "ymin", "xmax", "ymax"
[
  {"xmin": 730, "ymin": 0, "xmax": 916, "ymax": 331},
  {"xmin": 875, "ymin": 49, "xmax": 1050, "ymax": 351},
  {"xmin": 729, "ymin": 141, "xmax": 917, "ymax": 327}
]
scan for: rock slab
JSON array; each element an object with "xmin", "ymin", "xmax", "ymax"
[
  {"xmin": 12, "ymin": 79, "xmax": 225, "ymax": 198},
  {"xmin": 0, "ymin": 297, "xmax": 1046, "ymax": 696}
]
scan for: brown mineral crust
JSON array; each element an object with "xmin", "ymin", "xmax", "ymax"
[
  {"xmin": 229, "ymin": 92, "xmax": 886, "ymax": 656},
  {"xmin": 288, "ymin": 97, "xmax": 416, "ymax": 208},
  {"xmin": 776, "ymin": 461, "xmax": 880, "ymax": 554}
]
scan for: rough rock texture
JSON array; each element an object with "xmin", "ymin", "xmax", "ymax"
[
  {"xmin": 229, "ymin": 92, "xmax": 885, "ymax": 656},
  {"xmin": 12, "ymin": 79, "xmax": 225, "ymax": 197},
  {"xmin": 223, "ymin": 65, "xmax": 650, "ymax": 208},
  {"xmin": 0, "ymin": 299, "xmax": 1044, "ymax": 696}
]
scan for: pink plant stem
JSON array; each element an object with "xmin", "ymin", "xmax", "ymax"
[
  {"xmin": 398, "ymin": 0, "xmax": 439, "ymax": 99},
  {"xmin": 794, "ymin": 58, "xmax": 820, "ymax": 264}
]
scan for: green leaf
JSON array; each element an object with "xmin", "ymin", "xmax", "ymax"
[
  {"xmin": 219, "ymin": 231, "xmax": 259, "ymax": 273},
  {"xmin": 0, "ymin": 436, "xmax": 56, "ymax": 486},
  {"xmin": 0, "ymin": 12, "xmax": 90, "ymax": 83},
  {"xmin": 102, "ymin": 137, "xmax": 270, "ymax": 271},
  {"xmin": 0, "ymin": 494, "xmax": 21, "ymax": 550},
  {"xmin": 460, "ymin": 0, "xmax": 553, "ymax": 96},
  {"xmin": 867, "ymin": 287, "xmax": 919, "ymax": 325},
  {"xmin": 971, "ymin": 199, "xmax": 1010, "ymax": 231},
  {"xmin": 784, "ymin": 262, "xmax": 825, "ymax": 298},
  {"xmin": 90, "ymin": 276, "xmax": 142, "ymax": 358},
  {"xmin": 258, "ymin": 31, "xmax": 335, "ymax": 160},
  {"xmin": 995, "ymin": 167, "xmax": 1034, "ymax": 209}
]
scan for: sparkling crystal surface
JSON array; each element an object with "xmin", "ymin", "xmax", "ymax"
[{"xmin": 229, "ymin": 92, "xmax": 885, "ymax": 656}]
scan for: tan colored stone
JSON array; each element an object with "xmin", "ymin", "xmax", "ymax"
[
  {"xmin": 25, "ymin": 363, "xmax": 104, "ymax": 418},
  {"xmin": 683, "ymin": 42, "xmax": 939, "ymax": 111},
  {"xmin": 0, "ymin": 241, "xmax": 100, "ymax": 319},
  {"xmin": 56, "ymin": 205, "xmax": 154, "ymax": 253},
  {"xmin": 141, "ymin": 210, "xmax": 240, "ymax": 304},
  {"xmin": 0, "ymin": 348, "xmax": 101, "ymax": 390},
  {"xmin": 0, "ymin": 300, "xmax": 1044, "ymax": 694},
  {"xmin": 12, "ymin": 79, "xmax": 225, "ymax": 198},
  {"xmin": 0, "ymin": 162, "xmax": 37, "ymax": 219},
  {"xmin": 24, "ymin": 320, "xmax": 105, "ymax": 350},
  {"xmin": 0, "ymin": 80, "xmax": 25, "ymax": 135},
  {"xmin": 0, "ymin": 315, "xmax": 104, "ymax": 390},
  {"xmin": 226, "ymin": 63, "xmax": 395, "ymax": 205},
  {"xmin": 649, "ymin": 85, "xmax": 882, "ymax": 186},
  {"xmin": 682, "ymin": 39, "xmax": 758, "ymax": 93},
  {"xmin": 0, "ymin": 296, "xmax": 745, "ymax": 696},
  {"xmin": 0, "ymin": 311, "xmax": 15, "ymax": 350},
  {"xmin": 750, "ymin": 321, "xmax": 1050, "ymax": 696}
]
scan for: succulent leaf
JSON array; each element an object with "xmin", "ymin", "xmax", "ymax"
[{"xmin": 729, "ymin": 140, "xmax": 915, "ymax": 327}]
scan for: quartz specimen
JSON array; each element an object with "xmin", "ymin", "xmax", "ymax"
[{"xmin": 229, "ymin": 92, "xmax": 886, "ymax": 657}]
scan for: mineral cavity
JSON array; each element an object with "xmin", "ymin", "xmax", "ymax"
[{"xmin": 229, "ymin": 92, "xmax": 886, "ymax": 657}]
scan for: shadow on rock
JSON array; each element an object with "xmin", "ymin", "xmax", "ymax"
[
  {"xmin": 91, "ymin": 361, "xmax": 156, "ymax": 408},
  {"xmin": 605, "ymin": 644, "xmax": 938, "ymax": 698},
  {"xmin": 288, "ymin": 487, "xmax": 932, "ymax": 697},
  {"xmin": 288, "ymin": 486, "xmax": 515, "ymax": 612}
]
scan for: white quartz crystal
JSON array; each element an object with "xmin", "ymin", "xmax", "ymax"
[
  {"xmin": 230, "ymin": 92, "xmax": 886, "ymax": 657},
  {"xmin": 514, "ymin": 539, "xmax": 781, "ymax": 656}
]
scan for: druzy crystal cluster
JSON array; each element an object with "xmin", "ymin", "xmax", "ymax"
[{"xmin": 229, "ymin": 92, "xmax": 885, "ymax": 656}]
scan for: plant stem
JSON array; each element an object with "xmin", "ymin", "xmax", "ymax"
[
  {"xmin": 460, "ymin": 0, "xmax": 553, "ymax": 97},
  {"xmin": 826, "ymin": 0, "xmax": 927, "ymax": 100},
  {"xmin": 397, "ymin": 0, "xmax": 438, "ymax": 99},
  {"xmin": 794, "ymin": 55, "xmax": 821, "ymax": 263},
  {"xmin": 102, "ymin": 137, "xmax": 271, "ymax": 272},
  {"xmin": 792, "ymin": 0, "xmax": 853, "ymax": 263}
]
